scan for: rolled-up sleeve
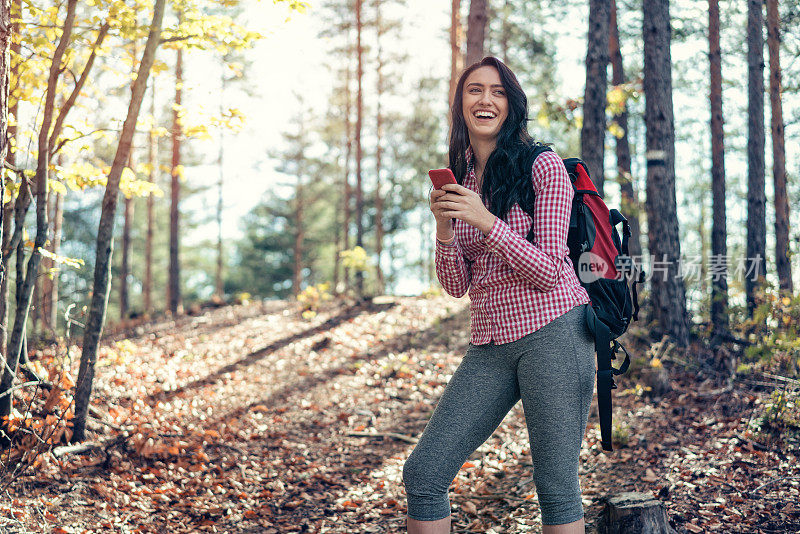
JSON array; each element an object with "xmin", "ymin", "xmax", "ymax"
[
  {"xmin": 434, "ymin": 238, "xmax": 471, "ymax": 297},
  {"xmin": 479, "ymin": 151, "xmax": 572, "ymax": 292}
]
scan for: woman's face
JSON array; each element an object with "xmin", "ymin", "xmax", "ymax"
[{"xmin": 461, "ymin": 66, "xmax": 509, "ymax": 144}]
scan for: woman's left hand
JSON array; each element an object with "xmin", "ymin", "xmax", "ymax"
[{"xmin": 432, "ymin": 184, "xmax": 497, "ymax": 236}]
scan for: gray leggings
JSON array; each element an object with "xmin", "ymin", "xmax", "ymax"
[{"xmin": 402, "ymin": 304, "xmax": 596, "ymax": 525}]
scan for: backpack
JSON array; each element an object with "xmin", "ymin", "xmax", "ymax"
[{"xmin": 524, "ymin": 144, "xmax": 645, "ymax": 452}]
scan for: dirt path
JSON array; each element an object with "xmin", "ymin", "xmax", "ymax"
[{"xmin": 3, "ymin": 296, "xmax": 799, "ymax": 533}]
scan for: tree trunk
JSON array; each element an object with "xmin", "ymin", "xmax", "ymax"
[
  {"xmin": 449, "ymin": 0, "xmax": 463, "ymax": 109},
  {"xmin": 72, "ymin": 0, "xmax": 166, "ymax": 442},
  {"xmin": 292, "ymin": 175, "xmax": 303, "ymax": 297},
  {"xmin": 0, "ymin": 0, "xmax": 77, "ymax": 421},
  {"xmin": 745, "ymin": 0, "xmax": 766, "ymax": 317},
  {"xmin": 465, "ymin": 0, "xmax": 486, "ymax": 66},
  {"xmin": 609, "ymin": 0, "xmax": 642, "ymax": 259},
  {"xmin": 374, "ymin": 2, "xmax": 385, "ymax": 295},
  {"xmin": 766, "ymin": 0, "xmax": 791, "ymax": 295},
  {"xmin": 0, "ymin": 0, "xmax": 18, "ymax": 361},
  {"xmin": 708, "ymin": 0, "xmax": 728, "ymax": 338},
  {"xmin": 340, "ymin": 43, "xmax": 353, "ymax": 295},
  {"xmin": 48, "ymin": 189, "xmax": 63, "ymax": 330},
  {"xmin": 355, "ymin": 0, "xmax": 364, "ymax": 297},
  {"xmin": 144, "ymin": 79, "xmax": 156, "ymax": 315},
  {"xmin": 0, "ymin": 202, "xmax": 11, "ymax": 359},
  {"xmin": 120, "ymin": 167, "xmax": 133, "ymax": 319},
  {"xmin": 15, "ymin": 236, "xmax": 26, "ymax": 365},
  {"xmin": 598, "ymin": 492, "xmax": 677, "ymax": 534},
  {"xmin": 581, "ymin": 0, "xmax": 610, "ymax": 198},
  {"xmin": 168, "ymin": 46, "xmax": 183, "ymax": 314},
  {"xmin": 642, "ymin": 0, "xmax": 689, "ymax": 346},
  {"xmin": 215, "ymin": 64, "xmax": 225, "ymax": 299}
]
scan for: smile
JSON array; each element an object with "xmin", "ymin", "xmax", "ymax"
[{"xmin": 473, "ymin": 110, "xmax": 497, "ymax": 120}]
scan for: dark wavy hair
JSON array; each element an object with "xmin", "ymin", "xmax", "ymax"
[{"xmin": 448, "ymin": 56, "xmax": 543, "ymax": 221}]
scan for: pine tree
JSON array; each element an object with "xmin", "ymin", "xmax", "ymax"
[
  {"xmin": 708, "ymin": 0, "xmax": 728, "ymax": 337},
  {"xmin": 766, "ymin": 0, "xmax": 792, "ymax": 294},
  {"xmin": 581, "ymin": 0, "xmax": 610, "ymax": 196},
  {"xmin": 642, "ymin": 0, "xmax": 689, "ymax": 345},
  {"xmin": 745, "ymin": 0, "xmax": 766, "ymax": 316}
]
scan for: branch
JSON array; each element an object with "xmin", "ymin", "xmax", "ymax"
[
  {"xmin": 0, "ymin": 381, "xmax": 45, "ymax": 400},
  {"xmin": 51, "ymin": 434, "xmax": 125, "ymax": 458},
  {"xmin": 49, "ymin": 21, "xmax": 111, "ymax": 156},
  {"xmin": 159, "ymin": 35, "xmax": 195, "ymax": 44}
]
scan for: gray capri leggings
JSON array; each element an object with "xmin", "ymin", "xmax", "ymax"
[{"xmin": 402, "ymin": 303, "xmax": 596, "ymax": 525}]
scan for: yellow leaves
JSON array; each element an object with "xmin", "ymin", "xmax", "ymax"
[
  {"xmin": 650, "ymin": 358, "xmax": 663, "ymax": 368},
  {"xmin": 171, "ymin": 164, "xmax": 185, "ymax": 181},
  {"xmin": 340, "ymin": 246, "xmax": 369, "ymax": 272},
  {"xmin": 608, "ymin": 121, "xmax": 626, "ymax": 139},
  {"xmin": 48, "ymin": 179, "xmax": 68, "ymax": 196},
  {"xmin": 60, "ymin": 161, "xmax": 107, "ymax": 190},
  {"xmin": 607, "ymin": 86, "xmax": 627, "ymax": 112},
  {"xmin": 184, "ymin": 124, "xmax": 212, "ymax": 141},
  {"xmin": 536, "ymin": 107, "xmax": 550, "ymax": 129},
  {"xmin": 37, "ymin": 247, "xmax": 85, "ymax": 269},
  {"xmin": 121, "ymin": 167, "xmax": 164, "ymax": 198}
]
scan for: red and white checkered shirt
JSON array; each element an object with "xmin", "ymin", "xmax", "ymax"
[{"xmin": 435, "ymin": 146, "xmax": 591, "ymax": 345}]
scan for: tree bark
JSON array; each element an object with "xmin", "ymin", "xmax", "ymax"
[
  {"xmin": 642, "ymin": 0, "xmax": 689, "ymax": 346},
  {"xmin": 340, "ymin": 40, "xmax": 353, "ymax": 294},
  {"xmin": 0, "ymin": 0, "xmax": 18, "ymax": 361},
  {"xmin": 609, "ymin": 0, "xmax": 642, "ymax": 259},
  {"xmin": 0, "ymin": 0, "xmax": 77, "ymax": 420},
  {"xmin": 120, "ymin": 165, "xmax": 133, "ymax": 319},
  {"xmin": 48, "ymin": 189, "xmax": 63, "ymax": 330},
  {"xmin": 215, "ymin": 62, "xmax": 225, "ymax": 299},
  {"xmin": 72, "ymin": 0, "xmax": 166, "ymax": 442},
  {"xmin": 449, "ymin": 0, "xmax": 463, "ymax": 109},
  {"xmin": 745, "ymin": 0, "xmax": 766, "ymax": 317},
  {"xmin": 168, "ymin": 46, "xmax": 182, "ymax": 314},
  {"xmin": 598, "ymin": 492, "xmax": 677, "ymax": 534},
  {"xmin": 465, "ymin": 0, "xmax": 486, "ymax": 66},
  {"xmin": 581, "ymin": 0, "xmax": 610, "ymax": 197},
  {"xmin": 374, "ymin": 2, "xmax": 385, "ymax": 295},
  {"xmin": 766, "ymin": 0, "xmax": 791, "ymax": 295},
  {"xmin": 708, "ymin": 0, "xmax": 728, "ymax": 337},
  {"xmin": 355, "ymin": 0, "xmax": 364, "ymax": 297},
  {"xmin": 292, "ymin": 174, "xmax": 303, "ymax": 298},
  {"xmin": 144, "ymin": 79, "xmax": 156, "ymax": 314}
]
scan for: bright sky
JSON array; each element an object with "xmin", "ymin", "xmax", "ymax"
[{"xmin": 181, "ymin": 0, "xmax": 589, "ymax": 247}]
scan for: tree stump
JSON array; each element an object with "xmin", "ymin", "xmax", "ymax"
[{"xmin": 597, "ymin": 492, "xmax": 676, "ymax": 534}]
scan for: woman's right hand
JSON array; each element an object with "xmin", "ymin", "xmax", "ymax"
[{"xmin": 430, "ymin": 187, "xmax": 454, "ymax": 240}]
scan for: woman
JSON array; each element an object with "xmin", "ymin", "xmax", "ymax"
[{"xmin": 402, "ymin": 56, "xmax": 596, "ymax": 534}]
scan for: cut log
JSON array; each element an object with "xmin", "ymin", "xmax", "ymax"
[{"xmin": 598, "ymin": 492, "xmax": 676, "ymax": 534}]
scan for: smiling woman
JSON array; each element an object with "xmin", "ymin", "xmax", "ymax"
[{"xmin": 402, "ymin": 57, "xmax": 594, "ymax": 534}]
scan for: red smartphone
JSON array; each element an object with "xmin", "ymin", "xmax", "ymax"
[{"xmin": 428, "ymin": 168, "xmax": 457, "ymax": 190}]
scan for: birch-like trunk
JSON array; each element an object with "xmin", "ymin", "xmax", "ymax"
[
  {"xmin": 72, "ymin": 0, "xmax": 166, "ymax": 441},
  {"xmin": 0, "ymin": 0, "xmax": 77, "ymax": 420}
]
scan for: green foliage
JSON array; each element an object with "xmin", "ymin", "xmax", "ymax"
[
  {"xmin": 747, "ymin": 388, "xmax": 800, "ymax": 447},
  {"xmin": 740, "ymin": 289, "xmax": 800, "ymax": 378},
  {"xmin": 611, "ymin": 421, "xmax": 630, "ymax": 447}
]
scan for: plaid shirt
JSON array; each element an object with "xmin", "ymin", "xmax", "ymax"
[{"xmin": 435, "ymin": 146, "xmax": 590, "ymax": 345}]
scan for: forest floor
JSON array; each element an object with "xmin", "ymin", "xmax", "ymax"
[{"xmin": 1, "ymin": 295, "xmax": 799, "ymax": 533}]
